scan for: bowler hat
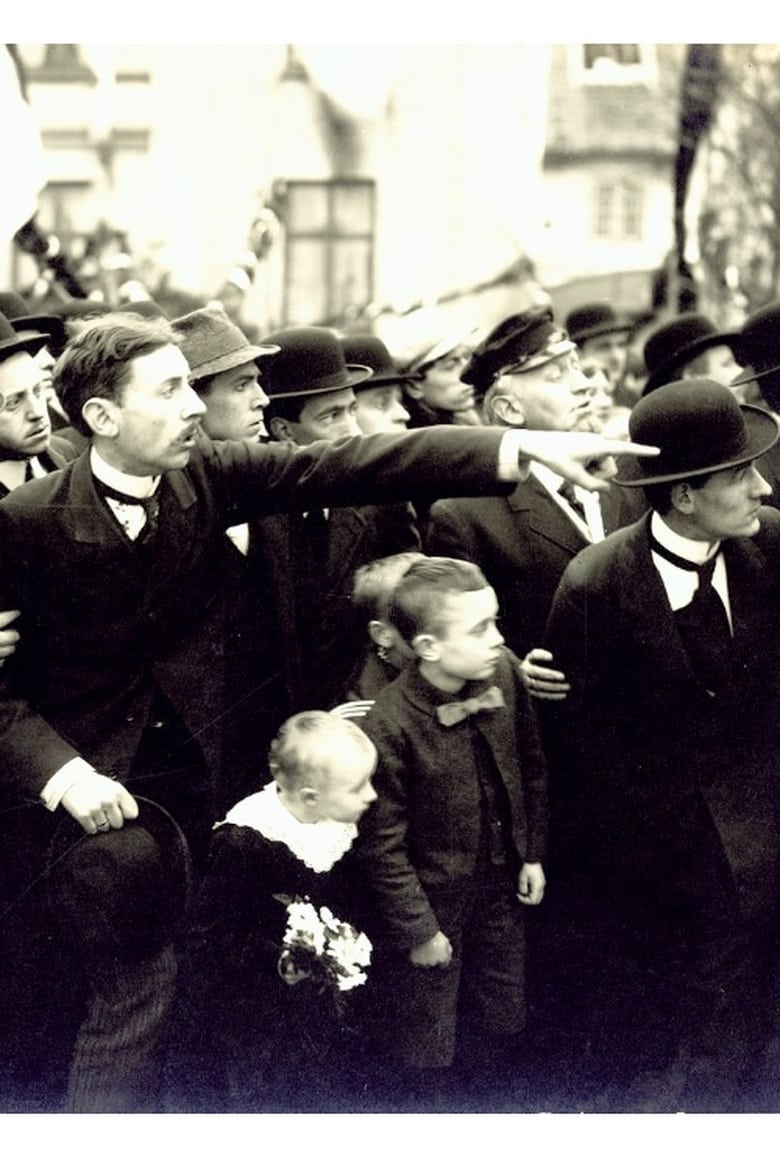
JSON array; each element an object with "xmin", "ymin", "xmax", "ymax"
[
  {"xmin": 116, "ymin": 298, "xmax": 169, "ymax": 321},
  {"xmin": 0, "ymin": 310, "xmax": 49, "ymax": 363},
  {"xmin": 732, "ymin": 301, "xmax": 780, "ymax": 387},
  {"xmin": 260, "ymin": 326, "xmax": 372, "ymax": 399},
  {"xmin": 0, "ymin": 291, "xmax": 66, "ymax": 354},
  {"xmin": 643, "ymin": 313, "xmax": 740, "ymax": 394},
  {"xmin": 615, "ymin": 378, "xmax": 779, "ymax": 486},
  {"xmin": 461, "ymin": 305, "xmax": 574, "ymax": 392},
  {"xmin": 341, "ymin": 334, "xmax": 418, "ymax": 388},
  {"xmin": 565, "ymin": 302, "xmax": 631, "ymax": 344},
  {"xmin": 172, "ymin": 306, "xmax": 279, "ymax": 381},
  {"xmin": 46, "ymin": 797, "xmax": 193, "ymax": 965}
]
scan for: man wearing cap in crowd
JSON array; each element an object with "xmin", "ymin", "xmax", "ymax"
[
  {"xmin": 251, "ymin": 325, "xmax": 421, "ymax": 712},
  {"xmin": 565, "ymin": 301, "xmax": 632, "ymax": 395},
  {"xmin": 172, "ymin": 305, "xmax": 286, "ymax": 803},
  {"xmin": 341, "ymin": 334, "xmax": 412, "ymax": 435},
  {"xmin": 427, "ymin": 305, "xmax": 633, "ymax": 693},
  {"xmin": 397, "ymin": 322, "xmax": 481, "ymax": 428},
  {"xmin": 540, "ymin": 379, "xmax": 780, "ymax": 1110},
  {"xmin": 0, "ymin": 308, "xmax": 79, "ymax": 499},
  {"xmin": 0, "ymin": 308, "xmax": 650, "ymax": 1110},
  {"xmin": 642, "ymin": 312, "xmax": 743, "ymax": 398},
  {"xmin": 730, "ymin": 301, "xmax": 780, "ymax": 507}
]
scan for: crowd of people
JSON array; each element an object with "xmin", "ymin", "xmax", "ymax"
[{"xmin": 0, "ymin": 281, "xmax": 779, "ymax": 1117}]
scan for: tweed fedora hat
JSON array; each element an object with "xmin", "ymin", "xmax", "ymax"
[
  {"xmin": 172, "ymin": 306, "xmax": 279, "ymax": 381},
  {"xmin": 565, "ymin": 302, "xmax": 632, "ymax": 344},
  {"xmin": 260, "ymin": 326, "xmax": 372, "ymax": 399},
  {"xmin": 643, "ymin": 313, "xmax": 741, "ymax": 394},
  {"xmin": 615, "ymin": 378, "xmax": 779, "ymax": 486},
  {"xmin": 0, "ymin": 291, "xmax": 66, "ymax": 355},
  {"xmin": 341, "ymin": 334, "xmax": 419, "ymax": 388},
  {"xmin": 46, "ymin": 797, "xmax": 193, "ymax": 965},
  {"xmin": 461, "ymin": 304, "xmax": 575, "ymax": 393},
  {"xmin": 0, "ymin": 310, "xmax": 49, "ymax": 363},
  {"xmin": 732, "ymin": 301, "xmax": 780, "ymax": 387}
]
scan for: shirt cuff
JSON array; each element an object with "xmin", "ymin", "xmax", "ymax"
[
  {"xmin": 497, "ymin": 429, "xmax": 530, "ymax": 481},
  {"xmin": 40, "ymin": 757, "xmax": 96, "ymax": 811}
]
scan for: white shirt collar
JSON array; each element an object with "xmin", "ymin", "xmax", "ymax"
[
  {"xmin": 651, "ymin": 511, "xmax": 721, "ymax": 566},
  {"xmin": 217, "ymin": 781, "xmax": 357, "ymax": 874},
  {"xmin": 90, "ymin": 446, "xmax": 160, "ymax": 500}
]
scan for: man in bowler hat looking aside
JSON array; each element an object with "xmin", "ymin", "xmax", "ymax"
[{"xmin": 541, "ymin": 379, "xmax": 780, "ymax": 1110}]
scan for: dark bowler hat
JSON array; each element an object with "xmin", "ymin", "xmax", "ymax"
[
  {"xmin": 732, "ymin": 301, "xmax": 780, "ymax": 387},
  {"xmin": 341, "ymin": 334, "xmax": 419, "ymax": 388},
  {"xmin": 0, "ymin": 309, "xmax": 49, "ymax": 363},
  {"xmin": 46, "ymin": 797, "xmax": 193, "ymax": 966},
  {"xmin": 461, "ymin": 304, "xmax": 575, "ymax": 393},
  {"xmin": 565, "ymin": 302, "xmax": 632, "ymax": 344},
  {"xmin": 643, "ymin": 313, "xmax": 740, "ymax": 394},
  {"xmin": 615, "ymin": 378, "xmax": 779, "ymax": 486},
  {"xmin": 0, "ymin": 291, "xmax": 66, "ymax": 354},
  {"xmin": 172, "ymin": 306, "xmax": 279, "ymax": 381},
  {"xmin": 260, "ymin": 326, "xmax": 372, "ymax": 399}
]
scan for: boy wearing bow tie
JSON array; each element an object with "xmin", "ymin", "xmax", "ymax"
[{"xmin": 355, "ymin": 556, "xmax": 547, "ymax": 1108}]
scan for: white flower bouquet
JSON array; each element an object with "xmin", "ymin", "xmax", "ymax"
[{"xmin": 276, "ymin": 896, "xmax": 372, "ymax": 994}]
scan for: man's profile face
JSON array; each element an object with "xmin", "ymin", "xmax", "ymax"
[
  {"xmin": 199, "ymin": 360, "xmax": 269, "ymax": 442},
  {"xmin": 354, "ymin": 384, "xmax": 410, "ymax": 435},
  {"xmin": 407, "ymin": 347, "xmax": 476, "ymax": 414},
  {"xmin": 684, "ymin": 461, "xmax": 771, "ymax": 541},
  {"xmin": 503, "ymin": 350, "xmax": 594, "ymax": 432},
  {"xmin": 0, "ymin": 351, "xmax": 52, "ymax": 459},
  {"xmin": 109, "ymin": 343, "xmax": 206, "ymax": 475},
  {"xmin": 688, "ymin": 345, "xmax": 743, "ymax": 396}
]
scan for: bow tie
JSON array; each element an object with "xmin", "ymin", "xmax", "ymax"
[{"xmin": 436, "ymin": 685, "xmax": 505, "ymax": 727}]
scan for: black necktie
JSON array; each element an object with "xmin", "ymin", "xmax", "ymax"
[
  {"xmin": 650, "ymin": 534, "xmax": 733, "ymax": 693},
  {"xmin": 558, "ymin": 480, "xmax": 587, "ymax": 522},
  {"xmin": 95, "ymin": 480, "xmax": 160, "ymax": 543}
]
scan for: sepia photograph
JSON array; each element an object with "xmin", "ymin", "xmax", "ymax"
[{"xmin": 0, "ymin": 8, "xmax": 778, "ymax": 1164}]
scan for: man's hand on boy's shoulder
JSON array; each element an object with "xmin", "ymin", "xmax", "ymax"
[
  {"xmin": 517, "ymin": 862, "xmax": 546, "ymax": 906},
  {"xmin": 410, "ymin": 930, "xmax": 452, "ymax": 967}
]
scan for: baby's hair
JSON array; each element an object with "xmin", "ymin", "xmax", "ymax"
[
  {"xmin": 389, "ymin": 556, "xmax": 489, "ymax": 643},
  {"xmin": 268, "ymin": 710, "xmax": 376, "ymax": 794},
  {"xmin": 351, "ymin": 551, "xmax": 426, "ymax": 624}
]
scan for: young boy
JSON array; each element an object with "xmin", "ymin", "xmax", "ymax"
[
  {"xmin": 166, "ymin": 711, "xmax": 379, "ymax": 1112},
  {"xmin": 355, "ymin": 557, "xmax": 548, "ymax": 1109}
]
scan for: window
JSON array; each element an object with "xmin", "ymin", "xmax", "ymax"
[
  {"xmin": 594, "ymin": 180, "xmax": 644, "ymax": 240},
  {"xmin": 277, "ymin": 179, "xmax": 375, "ymax": 325}
]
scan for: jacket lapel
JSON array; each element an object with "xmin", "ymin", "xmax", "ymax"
[{"xmin": 509, "ymin": 477, "xmax": 587, "ymax": 557}]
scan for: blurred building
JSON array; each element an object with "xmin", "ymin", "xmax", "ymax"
[
  {"xmin": 4, "ymin": 43, "xmax": 689, "ymax": 341},
  {"xmin": 538, "ymin": 43, "xmax": 686, "ymax": 319}
]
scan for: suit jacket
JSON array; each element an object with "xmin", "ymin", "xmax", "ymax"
[
  {"xmin": 541, "ymin": 509, "xmax": 780, "ymax": 916},
  {"xmin": 426, "ymin": 473, "xmax": 635, "ymax": 656},
  {"xmin": 0, "ymin": 434, "xmax": 79, "ymax": 502},
  {"xmin": 247, "ymin": 501, "xmax": 420, "ymax": 713},
  {"xmin": 354, "ymin": 652, "xmax": 549, "ymax": 950},
  {"xmin": 0, "ymin": 426, "xmax": 510, "ymax": 809}
]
